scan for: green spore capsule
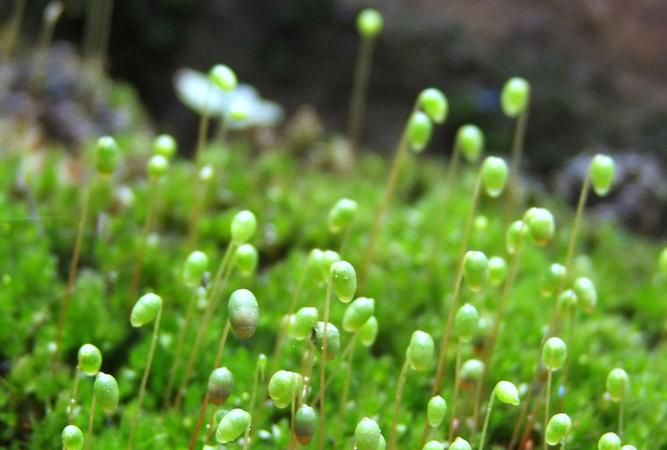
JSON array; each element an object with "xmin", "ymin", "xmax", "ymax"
[
  {"xmin": 620, "ymin": 445, "xmax": 637, "ymax": 450},
  {"xmin": 501, "ymin": 77, "xmax": 530, "ymax": 118},
  {"xmin": 359, "ymin": 316, "xmax": 379, "ymax": 347},
  {"xmin": 573, "ymin": 277, "xmax": 597, "ymax": 313},
  {"xmin": 378, "ymin": 434, "xmax": 387, "ymax": 450},
  {"xmin": 590, "ymin": 154, "xmax": 616, "ymax": 197},
  {"xmin": 450, "ymin": 437, "xmax": 472, "ymax": 450},
  {"xmin": 228, "ymin": 288, "xmax": 259, "ymax": 339},
  {"xmin": 147, "ymin": 154, "xmax": 169, "ymax": 180},
  {"xmin": 294, "ymin": 404, "xmax": 318, "ymax": 444},
  {"xmin": 216, "ymin": 408, "xmax": 251, "ymax": 444},
  {"xmin": 78, "ymin": 343, "xmax": 102, "ymax": 376},
  {"xmin": 488, "ymin": 256, "xmax": 508, "ymax": 286},
  {"xmin": 342, "ymin": 297, "xmax": 375, "ymax": 332},
  {"xmin": 318, "ymin": 249, "xmax": 341, "ymax": 277},
  {"xmin": 455, "ymin": 303, "xmax": 479, "ymax": 343},
  {"xmin": 209, "ymin": 64, "xmax": 238, "ymax": 92},
  {"xmin": 268, "ymin": 370, "xmax": 301, "ymax": 408},
  {"xmin": 525, "ymin": 207, "xmax": 555, "ymax": 246},
  {"xmin": 423, "ymin": 441, "xmax": 445, "ymax": 450},
  {"xmin": 62, "ymin": 424, "xmax": 84, "ymax": 450},
  {"xmin": 542, "ymin": 337, "xmax": 567, "ymax": 371},
  {"xmin": 598, "ymin": 433, "xmax": 621, "ymax": 450},
  {"xmin": 460, "ymin": 358, "xmax": 485, "ymax": 382},
  {"xmin": 506, "ymin": 220, "xmax": 527, "ymax": 255},
  {"xmin": 208, "ymin": 367, "xmax": 234, "ymax": 405},
  {"xmin": 606, "ymin": 368, "xmax": 629, "ymax": 402},
  {"xmin": 183, "ymin": 250, "xmax": 209, "ymax": 287},
  {"xmin": 95, "ymin": 136, "xmax": 119, "ymax": 175},
  {"xmin": 557, "ymin": 290, "xmax": 578, "ymax": 314},
  {"xmin": 153, "ymin": 134, "xmax": 177, "ymax": 159},
  {"xmin": 231, "ymin": 210, "xmax": 257, "ymax": 244},
  {"xmin": 474, "ymin": 215, "xmax": 489, "ymax": 235},
  {"xmin": 313, "ymin": 322, "xmax": 341, "ymax": 360},
  {"xmin": 130, "ymin": 293, "xmax": 162, "ymax": 327},
  {"xmin": 234, "ymin": 243, "xmax": 259, "ymax": 276},
  {"xmin": 406, "ymin": 330, "xmax": 435, "ymax": 371},
  {"xmin": 328, "ymin": 198, "xmax": 358, "ymax": 234},
  {"xmin": 463, "ymin": 250, "xmax": 489, "ymax": 292},
  {"xmin": 494, "ymin": 380, "xmax": 520, "ymax": 405},
  {"xmin": 330, "ymin": 260, "xmax": 357, "ymax": 303},
  {"xmin": 357, "ymin": 8, "xmax": 383, "ymax": 39},
  {"xmin": 289, "ymin": 307, "xmax": 319, "ymax": 340},
  {"xmin": 456, "ymin": 124, "xmax": 484, "ymax": 163},
  {"xmin": 355, "ymin": 417, "xmax": 381, "ymax": 450},
  {"xmin": 407, "ymin": 111, "xmax": 433, "ymax": 153},
  {"xmin": 481, "ymin": 156, "xmax": 509, "ymax": 197},
  {"xmin": 658, "ymin": 247, "xmax": 667, "ymax": 275},
  {"xmin": 94, "ymin": 372, "xmax": 119, "ymax": 414},
  {"xmin": 545, "ymin": 413, "xmax": 572, "ymax": 445},
  {"xmin": 540, "ymin": 263, "xmax": 566, "ymax": 297},
  {"xmin": 418, "ymin": 88, "xmax": 448, "ymax": 124},
  {"xmin": 427, "ymin": 395, "xmax": 447, "ymax": 427}
]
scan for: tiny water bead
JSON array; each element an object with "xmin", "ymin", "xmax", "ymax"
[{"xmin": 357, "ymin": 8, "xmax": 383, "ymax": 39}]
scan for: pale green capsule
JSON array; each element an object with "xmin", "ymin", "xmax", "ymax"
[
  {"xmin": 573, "ymin": 277, "xmax": 597, "ymax": 313},
  {"xmin": 359, "ymin": 316, "xmax": 379, "ymax": 347},
  {"xmin": 418, "ymin": 88, "xmax": 448, "ymax": 124},
  {"xmin": 590, "ymin": 154, "xmax": 615, "ymax": 197},
  {"xmin": 540, "ymin": 263, "xmax": 566, "ymax": 297},
  {"xmin": 488, "ymin": 256, "xmax": 508, "ymax": 286},
  {"xmin": 234, "ymin": 243, "xmax": 259, "ymax": 276},
  {"xmin": 357, "ymin": 8, "xmax": 383, "ymax": 39},
  {"xmin": 209, "ymin": 64, "xmax": 238, "ymax": 92},
  {"xmin": 463, "ymin": 251, "xmax": 488, "ymax": 292},
  {"xmin": 294, "ymin": 404, "xmax": 317, "ymax": 445},
  {"xmin": 545, "ymin": 413, "xmax": 572, "ymax": 445},
  {"xmin": 542, "ymin": 337, "xmax": 567, "ymax": 372},
  {"xmin": 289, "ymin": 307, "xmax": 318, "ymax": 340},
  {"xmin": 456, "ymin": 124, "xmax": 484, "ymax": 163},
  {"xmin": 328, "ymin": 198, "xmax": 358, "ymax": 234},
  {"xmin": 216, "ymin": 408, "xmax": 251, "ymax": 444},
  {"xmin": 130, "ymin": 293, "xmax": 162, "ymax": 327},
  {"xmin": 423, "ymin": 441, "xmax": 445, "ymax": 450},
  {"xmin": 407, "ymin": 111, "xmax": 433, "ymax": 153},
  {"xmin": 183, "ymin": 250, "xmax": 209, "ymax": 287},
  {"xmin": 481, "ymin": 156, "xmax": 509, "ymax": 198},
  {"xmin": 494, "ymin": 380, "xmax": 520, "ymax": 405},
  {"xmin": 354, "ymin": 417, "xmax": 381, "ymax": 450},
  {"xmin": 94, "ymin": 372, "xmax": 119, "ymax": 414},
  {"xmin": 460, "ymin": 359, "xmax": 484, "ymax": 382},
  {"xmin": 62, "ymin": 425, "xmax": 84, "ymax": 450},
  {"xmin": 506, "ymin": 220, "xmax": 527, "ymax": 255},
  {"xmin": 147, "ymin": 154, "xmax": 169, "ymax": 180},
  {"xmin": 268, "ymin": 370, "xmax": 301, "ymax": 408},
  {"xmin": 313, "ymin": 322, "xmax": 341, "ymax": 360},
  {"xmin": 330, "ymin": 260, "xmax": 357, "ymax": 303},
  {"xmin": 153, "ymin": 134, "xmax": 177, "ymax": 159},
  {"xmin": 454, "ymin": 303, "xmax": 479, "ymax": 343},
  {"xmin": 230, "ymin": 210, "xmax": 257, "ymax": 244},
  {"xmin": 406, "ymin": 330, "xmax": 435, "ymax": 371},
  {"xmin": 450, "ymin": 437, "xmax": 472, "ymax": 450},
  {"xmin": 78, "ymin": 343, "xmax": 102, "ymax": 376},
  {"xmin": 598, "ymin": 432, "xmax": 621, "ymax": 450},
  {"xmin": 606, "ymin": 368, "xmax": 629, "ymax": 402},
  {"xmin": 427, "ymin": 395, "xmax": 447, "ymax": 427},
  {"xmin": 342, "ymin": 297, "xmax": 375, "ymax": 332},
  {"xmin": 228, "ymin": 289, "xmax": 259, "ymax": 340},
  {"xmin": 208, "ymin": 367, "xmax": 234, "ymax": 405},
  {"xmin": 95, "ymin": 136, "xmax": 119, "ymax": 175},
  {"xmin": 525, "ymin": 207, "xmax": 555, "ymax": 246},
  {"xmin": 501, "ymin": 77, "xmax": 530, "ymax": 118}
]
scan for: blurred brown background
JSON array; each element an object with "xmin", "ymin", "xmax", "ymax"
[{"xmin": 6, "ymin": 0, "xmax": 667, "ymax": 231}]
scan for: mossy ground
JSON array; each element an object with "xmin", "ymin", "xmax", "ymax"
[{"xmin": 1, "ymin": 91, "xmax": 666, "ymax": 450}]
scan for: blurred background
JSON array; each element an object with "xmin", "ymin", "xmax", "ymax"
[{"xmin": 3, "ymin": 0, "xmax": 667, "ymax": 233}]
